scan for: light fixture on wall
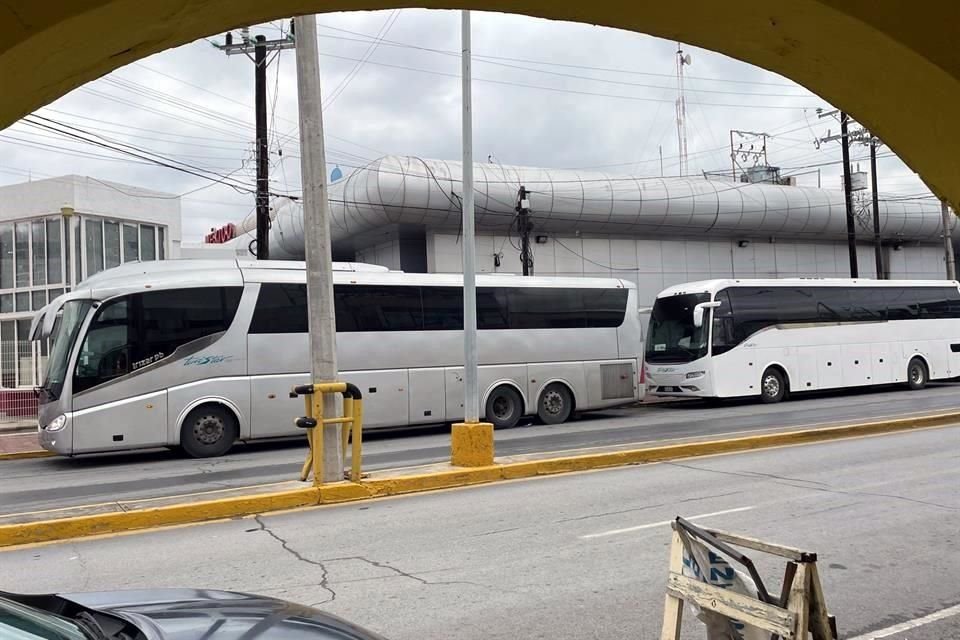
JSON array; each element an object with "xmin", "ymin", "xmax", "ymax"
[
  {"xmin": 737, "ymin": 240, "xmax": 750, "ymax": 248},
  {"xmin": 60, "ymin": 205, "xmax": 74, "ymax": 217},
  {"xmin": 535, "ymin": 235, "xmax": 548, "ymax": 244}
]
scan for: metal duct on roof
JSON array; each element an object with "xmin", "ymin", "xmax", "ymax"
[{"xmin": 268, "ymin": 155, "xmax": 950, "ymax": 259}]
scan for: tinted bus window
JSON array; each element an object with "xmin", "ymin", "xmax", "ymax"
[
  {"xmin": 251, "ymin": 283, "xmax": 627, "ymax": 333},
  {"xmin": 776, "ymin": 288, "xmax": 818, "ymax": 324},
  {"xmin": 727, "ymin": 287, "xmax": 778, "ymax": 342},
  {"xmin": 249, "ymin": 283, "xmax": 308, "ymax": 334},
  {"xmin": 583, "ymin": 289, "xmax": 629, "ymax": 328},
  {"xmin": 335, "ymin": 285, "xmax": 421, "ymax": 331},
  {"xmin": 421, "ymin": 286, "xmax": 463, "ymax": 330},
  {"xmin": 711, "ymin": 289, "xmax": 736, "ymax": 356},
  {"xmin": 884, "ymin": 288, "xmax": 917, "ymax": 320},
  {"xmin": 813, "ymin": 287, "xmax": 851, "ymax": 321},
  {"xmin": 848, "ymin": 288, "xmax": 885, "ymax": 321},
  {"xmin": 74, "ymin": 287, "xmax": 241, "ymax": 393}
]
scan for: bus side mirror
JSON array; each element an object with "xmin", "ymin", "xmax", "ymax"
[{"xmin": 693, "ymin": 301, "xmax": 722, "ymax": 328}]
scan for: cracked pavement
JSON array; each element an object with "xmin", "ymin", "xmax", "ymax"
[{"xmin": 4, "ymin": 425, "xmax": 959, "ymax": 640}]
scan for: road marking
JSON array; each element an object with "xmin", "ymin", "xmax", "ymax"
[
  {"xmin": 846, "ymin": 603, "xmax": 960, "ymax": 640},
  {"xmin": 579, "ymin": 505, "xmax": 755, "ymax": 539}
]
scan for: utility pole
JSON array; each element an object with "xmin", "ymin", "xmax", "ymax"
[
  {"xmin": 461, "ymin": 10, "xmax": 479, "ymax": 424},
  {"xmin": 516, "ymin": 186, "xmax": 533, "ymax": 275},
  {"xmin": 293, "ymin": 15, "xmax": 342, "ymax": 482},
  {"xmin": 215, "ymin": 27, "xmax": 295, "ymax": 260},
  {"xmin": 675, "ymin": 44, "xmax": 691, "ymax": 176},
  {"xmin": 869, "ymin": 138, "xmax": 884, "ymax": 278},
  {"xmin": 729, "ymin": 129, "xmax": 769, "ymax": 183},
  {"xmin": 943, "ymin": 199, "xmax": 957, "ymax": 280},
  {"xmin": 839, "ymin": 112, "xmax": 858, "ymax": 277}
]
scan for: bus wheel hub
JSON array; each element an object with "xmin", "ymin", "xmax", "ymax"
[
  {"xmin": 763, "ymin": 376, "xmax": 780, "ymax": 397},
  {"xmin": 195, "ymin": 416, "xmax": 224, "ymax": 444},
  {"xmin": 543, "ymin": 391, "xmax": 563, "ymax": 415}
]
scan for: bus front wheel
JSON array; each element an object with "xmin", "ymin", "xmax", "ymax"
[
  {"xmin": 760, "ymin": 368, "xmax": 787, "ymax": 404},
  {"xmin": 907, "ymin": 358, "xmax": 928, "ymax": 390},
  {"xmin": 485, "ymin": 385, "xmax": 524, "ymax": 429},
  {"xmin": 180, "ymin": 405, "xmax": 239, "ymax": 458}
]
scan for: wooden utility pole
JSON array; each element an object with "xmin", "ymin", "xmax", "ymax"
[{"xmin": 215, "ymin": 28, "xmax": 295, "ymax": 259}]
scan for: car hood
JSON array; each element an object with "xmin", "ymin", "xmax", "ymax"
[{"xmin": 61, "ymin": 588, "xmax": 384, "ymax": 640}]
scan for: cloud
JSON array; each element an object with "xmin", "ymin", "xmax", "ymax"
[{"xmin": 0, "ymin": 9, "xmax": 935, "ymax": 242}]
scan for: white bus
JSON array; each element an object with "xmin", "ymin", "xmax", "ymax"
[
  {"xmin": 644, "ymin": 278, "xmax": 960, "ymax": 403},
  {"xmin": 33, "ymin": 260, "xmax": 643, "ymax": 457}
]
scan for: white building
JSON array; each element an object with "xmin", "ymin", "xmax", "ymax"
[
  {"xmin": 204, "ymin": 156, "xmax": 953, "ymax": 311},
  {"xmin": 0, "ymin": 175, "xmax": 181, "ymax": 395}
]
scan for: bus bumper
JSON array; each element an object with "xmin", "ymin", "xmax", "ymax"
[{"xmin": 646, "ymin": 367, "xmax": 713, "ymax": 397}]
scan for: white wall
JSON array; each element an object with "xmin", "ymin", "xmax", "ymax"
[{"xmin": 423, "ymin": 232, "xmax": 951, "ymax": 308}]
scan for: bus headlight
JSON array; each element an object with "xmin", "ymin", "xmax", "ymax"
[
  {"xmin": 45, "ymin": 414, "xmax": 67, "ymax": 432},
  {"xmin": 685, "ymin": 371, "xmax": 705, "ymax": 379}
]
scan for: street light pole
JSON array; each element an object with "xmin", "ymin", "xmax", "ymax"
[
  {"xmin": 460, "ymin": 10, "xmax": 479, "ymax": 424},
  {"xmin": 294, "ymin": 14, "xmax": 342, "ymax": 482}
]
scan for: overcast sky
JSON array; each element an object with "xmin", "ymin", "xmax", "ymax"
[{"xmin": 0, "ymin": 10, "xmax": 933, "ymax": 241}]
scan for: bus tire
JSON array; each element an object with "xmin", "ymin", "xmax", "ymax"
[
  {"xmin": 760, "ymin": 367, "xmax": 787, "ymax": 404},
  {"xmin": 180, "ymin": 404, "xmax": 238, "ymax": 458},
  {"xmin": 907, "ymin": 357, "xmax": 928, "ymax": 390},
  {"xmin": 485, "ymin": 385, "xmax": 524, "ymax": 429},
  {"xmin": 537, "ymin": 382, "xmax": 574, "ymax": 425}
]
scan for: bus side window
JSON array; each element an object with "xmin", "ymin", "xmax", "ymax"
[{"xmin": 711, "ymin": 290, "xmax": 736, "ymax": 355}]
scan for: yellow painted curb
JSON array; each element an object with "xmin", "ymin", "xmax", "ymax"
[
  {"xmin": 0, "ymin": 449, "xmax": 53, "ymax": 461},
  {"xmin": 0, "ymin": 410, "xmax": 956, "ymax": 549}
]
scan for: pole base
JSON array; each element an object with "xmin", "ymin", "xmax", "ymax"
[{"xmin": 450, "ymin": 422, "xmax": 495, "ymax": 467}]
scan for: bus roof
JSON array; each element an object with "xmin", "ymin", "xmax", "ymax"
[{"xmin": 657, "ymin": 277, "xmax": 960, "ymax": 298}]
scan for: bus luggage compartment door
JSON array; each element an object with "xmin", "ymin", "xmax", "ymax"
[
  {"xmin": 72, "ymin": 389, "xmax": 168, "ymax": 453},
  {"xmin": 408, "ymin": 368, "xmax": 445, "ymax": 424}
]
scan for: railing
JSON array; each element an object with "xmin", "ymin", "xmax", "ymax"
[{"xmin": 0, "ymin": 340, "xmax": 42, "ymax": 427}]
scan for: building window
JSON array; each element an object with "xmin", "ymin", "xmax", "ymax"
[
  {"xmin": 31, "ymin": 220, "xmax": 46, "ymax": 286},
  {"xmin": 14, "ymin": 292, "xmax": 29, "ymax": 312},
  {"xmin": 31, "ymin": 290, "xmax": 45, "ymax": 311},
  {"xmin": 48, "ymin": 288, "xmax": 64, "ymax": 300},
  {"xmin": 46, "ymin": 218, "xmax": 62, "ymax": 285},
  {"xmin": 16, "ymin": 318, "xmax": 32, "ymax": 386},
  {"xmin": 0, "ymin": 224, "xmax": 12, "ymax": 289},
  {"xmin": 86, "ymin": 218, "xmax": 104, "ymax": 277},
  {"xmin": 140, "ymin": 225, "xmax": 156, "ymax": 261},
  {"xmin": 104, "ymin": 221, "xmax": 121, "ymax": 269},
  {"xmin": 0, "ymin": 294, "xmax": 10, "ymax": 313},
  {"xmin": 123, "ymin": 224, "xmax": 138, "ymax": 262},
  {"xmin": 15, "ymin": 222, "xmax": 29, "ymax": 287},
  {"xmin": 158, "ymin": 227, "xmax": 165, "ymax": 260},
  {"xmin": 1, "ymin": 321, "xmax": 14, "ymax": 387}
]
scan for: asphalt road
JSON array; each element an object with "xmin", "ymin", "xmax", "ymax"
[
  {"xmin": 1, "ymin": 382, "xmax": 959, "ymax": 517},
  {"xmin": 3, "ymin": 425, "xmax": 958, "ymax": 640}
]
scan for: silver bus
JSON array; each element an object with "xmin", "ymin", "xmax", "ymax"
[{"xmin": 33, "ymin": 260, "xmax": 643, "ymax": 457}]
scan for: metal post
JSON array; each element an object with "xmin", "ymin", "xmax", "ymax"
[
  {"xmin": 461, "ymin": 10, "xmax": 479, "ymax": 424},
  {"xmin": 294, "ymin": 15, "xmax": 342, "ymax": 482},
  {"xmin": 254, "ymin": 35, "xmax": 270, "ymax": 260},
  {"xmin": 869, "ymin": 139, "xmax": 883, "ymax": 278},
  {"xmin": 840, "ymin": 112, "xmax": 858, "ymax": 277},
  {"xmin": 517, "ymin": 185, "xmax": 532, "ymax": 276},
  {"xmin": 942, "ymin": 199, "xmax": 957, "ymax": 280}
]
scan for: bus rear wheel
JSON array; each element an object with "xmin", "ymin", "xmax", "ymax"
[
  {"xmin": 485, "ymin": 385, "xmax": 524, "ymax": 429},
  {"xmin": 760, "ymin": 368, "xmax": 787, "ymax": 404},
  {"xmin": 907, "ymin": 358, "xmax": 928, "ymax": 390},
  {"xmin": 537, "ymin": 382, "xmax": 573, "ymax": 425},
  {"xmin": 180, "ymin": 405, "xmax": 238, "ymax": 458}
]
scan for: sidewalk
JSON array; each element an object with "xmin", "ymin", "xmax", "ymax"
[{"xmin": 0, "ymin": 430, "xmax": 45, "ymax": 458}]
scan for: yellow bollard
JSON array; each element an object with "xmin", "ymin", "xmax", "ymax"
[
  {"xmin": 450, "ymin": 421, "xmax": 495, "ymax": 467},
  {"xmin": 350, "ymin": 399, "xmax": 363, "ymax": 482}
]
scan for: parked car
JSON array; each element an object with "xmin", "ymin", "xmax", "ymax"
[{"xmin": 0, "ymin": 588, "xmax": 387, "ymax": 639}]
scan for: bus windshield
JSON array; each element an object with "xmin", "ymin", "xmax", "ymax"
[
  {"xmin": 645, "ymin": 292, "xmax": 710, "ymax": 363},
  {"xmin": 41, "ymin": 300, "xmax": 93, "ymax": 401}
]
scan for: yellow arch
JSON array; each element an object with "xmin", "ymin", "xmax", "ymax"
[{"xmin": 2, "ymin": 1, "xmax": 958, "ymax": 203}]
